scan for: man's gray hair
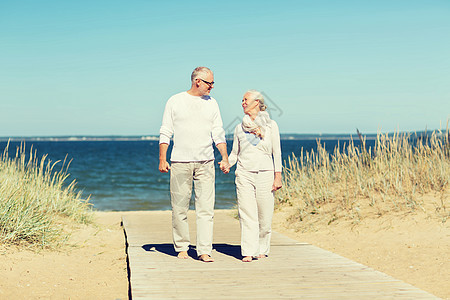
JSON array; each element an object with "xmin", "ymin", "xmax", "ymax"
[
  {"xmin": 246, "ymin": 89, "xmax": 267, "ymax": 111},
  {"xmin": 191, "ymin": 66, "xmax": 212, "ymax": 82}
]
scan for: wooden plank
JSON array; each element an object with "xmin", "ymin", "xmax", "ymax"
[{"xmin": 122, "ymin": 210, "xmax": 438, "ymax": 299}]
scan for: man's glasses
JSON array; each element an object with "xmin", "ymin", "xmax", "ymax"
[{"xmin": 199, "ymin": 79, "xmax": 214, "ymax": 87}]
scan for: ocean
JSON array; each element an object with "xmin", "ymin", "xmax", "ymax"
[{"xmin": 1, "ymin": 137, "xmax": 373, "ymax": 211}]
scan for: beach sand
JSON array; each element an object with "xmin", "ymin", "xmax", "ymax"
[
  {"xmin": 272, "ymin": 195, "xmax": 450, "ymax": 299},
  {"xmin": 0, "ymin": 212, "xmax": 128, "ymax": 300},
  {"xmin": 0, "ymin": 205, "xmax": 448, "ymax": 299}
]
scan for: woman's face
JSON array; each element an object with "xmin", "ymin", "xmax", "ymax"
[{"xmin": 241, "ymin": 92, "xmax": 259, "ymax": 115}]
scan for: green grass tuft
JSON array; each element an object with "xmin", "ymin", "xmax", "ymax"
[
  {"xmin": 276, "ymin": 125, "xmax": 450, "ymax": 224},
  {"xmin": 0, "ymin": 141, "xmax": 92, "ymax": 248}
]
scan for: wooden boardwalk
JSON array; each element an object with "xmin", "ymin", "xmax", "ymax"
[{"xmin": 122, "ymin": 210, "xmax": 437, "ymax": 299}]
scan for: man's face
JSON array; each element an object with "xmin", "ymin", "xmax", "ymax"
[{"xmin": 197, "ymin": 72, "xmax": 214, "ymax": 96}]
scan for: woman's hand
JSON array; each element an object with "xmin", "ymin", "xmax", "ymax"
[
  {"xmin": 252, "ymin": 128, "xmax": 263, "ymax": 138},
  {"xmin": 218, "ymin": 160, "xmax": 230, "ymax": 174},
  {"xmin": 272, "ymin": 172, "xmax": 282, "ymax": 191}
]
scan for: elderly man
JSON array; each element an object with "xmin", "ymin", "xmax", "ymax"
[{"xmin": 159, "ymin": 66, "xmax": 229, "ymax": 262}]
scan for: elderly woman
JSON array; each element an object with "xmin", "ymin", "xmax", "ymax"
[{"xmin": 223, "ymin": 90, "xmax": 282, "ymax": 262}]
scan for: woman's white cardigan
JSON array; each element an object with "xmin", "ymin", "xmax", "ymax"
[{"xmin": 228, "ymin": 120, "xmax": 282, "ymax": 172}]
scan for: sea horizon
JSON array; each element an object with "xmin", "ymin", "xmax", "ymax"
[
  {"xmin": 0, "ymin": 128, "xmax": 438, "ymax": 143},
  {"xmin": 0, "ymin": 129, "xmax": 443, "ymax": 211}
]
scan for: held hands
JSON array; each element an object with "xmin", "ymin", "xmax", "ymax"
[
  {"xmin": 159, "ymin": 160, "xmax": 171, "ymax": 173},
  {"xmin": 218, "ymin": 159, "xmax": 231, "ymax": 174}
]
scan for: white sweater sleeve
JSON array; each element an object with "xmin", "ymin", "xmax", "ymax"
[
  {"xmin": 228, "ymin": 125, "xmax": 239, "ymax": 167},
  {"xmin": 271, "ymin": 121, "xmax": 282, "ymax": 172},
  {"xmin": 159, "ymin": 98, "xmax": 173, "ymax": 144},
  {"xmin": 211, "ymin": 101, "xmax": 226, "ymax": 145}
]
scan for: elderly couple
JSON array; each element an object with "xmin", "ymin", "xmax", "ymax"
[{"xmin": 159, "ymin": 66, "xmax": 282, "ymax": 263}]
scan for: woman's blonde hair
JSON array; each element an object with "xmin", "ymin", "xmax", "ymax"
[{"xmin": 246, "ymin": 89, "xmax": 267, "ymax": 111}]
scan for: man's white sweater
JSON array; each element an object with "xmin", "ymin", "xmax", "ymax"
[{"xmin": 159, "ymin": 92, "xmax": 226, "ymax": 162}]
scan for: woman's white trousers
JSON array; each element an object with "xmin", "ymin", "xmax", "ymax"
[{"xmin": 235, "ymin": 169, "xmax": 274, "ymax": 257}]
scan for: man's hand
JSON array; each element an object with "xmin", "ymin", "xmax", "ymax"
[
  {"xmin": 216, "ymin": 143, "xmax": 230, "ymax": 174},
  {"xmin": 159, "ymin": 143, "xmax": 170, "ymax": 173},
  {"xmin": 272, "ymin": 172, "xmax": 282, "ymax": 191},
  {"xmin": 218, "ymin": 160, "xmax": 230, "ymax": 174},
  {"xmin": 159, "ymin": 159, "xmax": 171, "ymax": 173}
]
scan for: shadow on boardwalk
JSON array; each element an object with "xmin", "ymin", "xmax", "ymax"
[
  {"xmin": 123, "ymin": 210, "xmax": 438, "ymax": 299},
  {"xmin": 142, "ymin": 243, "xmax": 242, "ymax": 260}
]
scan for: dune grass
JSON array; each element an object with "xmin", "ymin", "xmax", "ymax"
[
  {"xmin": 276, "ymin": 126, "xmax": 450, "ymax": 227},
  {"xmin": 0, "ymin": 141, "xmax": 92, "ymax": 248}
]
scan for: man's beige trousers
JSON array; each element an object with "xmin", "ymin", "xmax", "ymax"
[
  {"xmin": 170, "ymin": 161, "xmax": 215, "ymax": 256},
  {"xmin": 235, "ymin": 169, "xmax": 274, "ymax": 257}
]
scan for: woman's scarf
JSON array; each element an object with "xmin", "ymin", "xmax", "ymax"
[{"xmin": 241, "ymin": 111, "xmax": 271, "ymax": 138}]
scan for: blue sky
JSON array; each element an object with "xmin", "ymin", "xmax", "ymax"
[{"xmin": 1, "ymin": 0, "xmax": 449, "ymax": 136}]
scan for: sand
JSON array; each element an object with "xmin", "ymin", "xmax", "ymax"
[
  {"xmin": 272, "ymin": 198, "xmax": 450, "ymax": 299},
  {"xmin": 0, "ymin": 212, "xmax": 128, "ymax": 300},
  {"xmin": 0, "ymin": 205, "xmax": 448, "ymax": 299}
]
